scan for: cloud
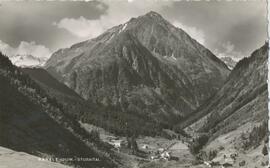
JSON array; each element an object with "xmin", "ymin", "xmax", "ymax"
[
  {"xmin": 0, "ymin": 40, "xmax": 51, "ymax": 59},
  {"xmin": 0, "ymin": 40, "xmax": 14, "ymax": 56},
  {"xmin": 53, "ymin": 0, "xmax": 174, "ymax": 39},
  {"xmin": 222, "ymin": 41, "xmax": 234, "ymax": 53},
  {"xmin": 172, "ymin": 21, "xmax": 205, "ymax": 45},
  {"xmin": 53, "ymin": 16, "xmax": 105, "ymax": 38}
]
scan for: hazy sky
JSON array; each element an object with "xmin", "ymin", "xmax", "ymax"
[{"xmin": 0, "ymin": 0, "xmax": 267, "ymax": 61}]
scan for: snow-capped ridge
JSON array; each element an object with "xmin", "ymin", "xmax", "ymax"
[
  {"xmin": 220, "ymin": 56, "xmax": 237, "ymax": 70},
  {"xmin": 9, "ymin": 54, "xmax": 47, "ymax": 67}
]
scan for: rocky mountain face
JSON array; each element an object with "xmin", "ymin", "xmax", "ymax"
[
  {"xmin": 183, "ymin": 43, "xmax": 268, "ymax": 152},
  {"xmin": 0, "ymin": 53, "xmax": 116, "ymax": 168},
  {"xmin": 220, "ymin": 57, "xmax": 237, "ymax": 70},
  {"xmin": 45, "ymin": 11, "xmax": 230, "ymax": 134},
  {"xmin": 22, "ymin": 66, "xmax": 163, "ymax": 137},
  {"xmin": 9, "ymin": 54, "xmax": 46, "ymax": 67}
]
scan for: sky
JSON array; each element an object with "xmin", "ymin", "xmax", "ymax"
[{"xmin": 0, "ymin": 0, "xmax": 267, "ymax": 61}]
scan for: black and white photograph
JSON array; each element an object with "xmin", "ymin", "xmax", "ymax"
[{"xmin": 0, "ymin": 0, "xmax": 268, "ymax": 167}]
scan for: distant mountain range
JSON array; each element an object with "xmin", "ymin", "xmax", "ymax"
[
  {"xmin": 220, "ymin": 56, "xmax": 237, "ymax": 69},
  {"xmin": 9, "ymin": 54, "xmax": 47, "ymax": 67}
]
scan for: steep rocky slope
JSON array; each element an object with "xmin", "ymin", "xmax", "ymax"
[
  {"xmin": 181, "ymin": 43, "xmax": 268, "ymax": 165},
  {"xmin": 0, "ymin": 53, "xmax": 116, "ymax": 168},
  {"xmin": 22, "ymin": 65, "xmax": 164, "ymax": 136},
  {"xmin": 45, "ymin": 11, "xmax": 229, "ymax": 134},
  {"xmin": 184, "ymin": 43, "xmax": 268, "ymax": 136},
  {"xmin": 21, "ymin": 67, "xmax": 89, "ymax": 119}
]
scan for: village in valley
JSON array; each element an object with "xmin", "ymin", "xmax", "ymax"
[{"xmin": 79, "ymin": 122, "xmax": 266, "ymax": 168}]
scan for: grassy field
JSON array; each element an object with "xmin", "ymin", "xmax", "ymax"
[{"xmin": 0, "ymin": 146, "xmax": 71, "ymax": 168}]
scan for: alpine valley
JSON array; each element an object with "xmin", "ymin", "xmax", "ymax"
[{"xmin": 0, "ymin": 11, "xmax": 268, "ymax": 168}]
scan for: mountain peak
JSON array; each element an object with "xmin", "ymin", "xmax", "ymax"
[
  {"xmin": 124, "ymin": 11, "xmax": 165, "ymax": 26},
  {"xmin": 140, "ymin": 11, "xmax": 166, "ymax": 22},
  {"xmin": 45, "ymin": 10, "xmax": 231, "ymax": 136},
  {"xmin": 145, "ymin": 11, "xmax": 163, "ymax": 18}
]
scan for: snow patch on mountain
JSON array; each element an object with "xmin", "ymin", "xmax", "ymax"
[
  {"xmin": 120, "ymin": 23, "xmax": 128, "ymax": 33},
  {"xmin": 220, "ymin": 56, "xmax": 237, "ymax": 70},
  {"xmin": 9, "ymin": 54, "xmax": 47, "ymax": 67}
]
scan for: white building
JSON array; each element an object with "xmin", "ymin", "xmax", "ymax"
[
  {"xmin": 160, "ymin": 151, "xmax": 170, "ymax": 160},
  {"xmin": 108, "ymin": 140, "xmax": 122, "ymax": 148}
]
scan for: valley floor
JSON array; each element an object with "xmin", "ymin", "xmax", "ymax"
[
  {"xmin": 81, "ymin": 122, "xmax": 269, "ymax": 168},
  {"xmin": 1, "ymin": 122, "xmax": 268, "ymax": 168},
  {"xmin": 80, "ymin": 122, "xmax": 209, "ymax": 168}
]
